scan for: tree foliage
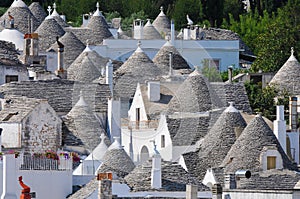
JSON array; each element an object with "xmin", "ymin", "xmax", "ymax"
[{"xmin": 245, "ymin": 82, "xmax": 289, "ymax": 120}]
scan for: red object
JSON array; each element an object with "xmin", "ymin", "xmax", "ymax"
[{"xmin": 19, "ymin": 176, "xmax": 31, "ymax": 199}]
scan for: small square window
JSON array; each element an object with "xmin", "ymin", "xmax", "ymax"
[{"xmin": 267, "ymin": 156, "xmax": 276, "ymax": 170}]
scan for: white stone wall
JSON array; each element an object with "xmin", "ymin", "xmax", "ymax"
[
  {"xmin": 108, "ymin": 98, "xmax": 121, "ymax": 140},
  {"xmin": 94, "ymin": 39, "xmax": 240, "ymax": 72},
  {"xmin": 0, "ymin": 123, "xmax": 21, "ymax": 148},
  {"xmin": 0, "ymin": 65, "xmax": 28, "ymax": 85},
  {"xmin": 223, "ymin": 190, "xmax": 294, "ymax": 199},
  {"xmin": 22, "ymin": 102, "xmax": 62, "ymax": 153}
]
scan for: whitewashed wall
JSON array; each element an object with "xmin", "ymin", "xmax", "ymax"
[
  {"xmin": 223, "ymin": 190, "xmax": 296, "ymax": 199},
  {"xmin": 0, "ymin": 65, "xmax": 28, "ymax": 85},
  {"xmin": 0, "ymin": 123, "xmax": 21, "ymax": 148},
  {"xmin": 94, "ymin": 39, "xmax": 240, "ymax": 72}
]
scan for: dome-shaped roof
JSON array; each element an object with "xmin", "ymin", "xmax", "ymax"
[
  {"xmin": 0, "ymin": 28, "xmax": 24, "ymax": 50},
  {"xmin": 167, "ymin": 70, "xmax": 212, "ymax": 113},
  {"xmin": 221, "ymin": 114, "xmax": 297, "ymax": 173},
  {"xmin": 124, "ymin": 159, "xmax": 208, "ymax": 192},
  {"xmin": 68, "ymin": 46, "xmax": 108, "ymax": 71},
  {"xmin": 152, "ymin": 6, "xmax": 171, "ymax": 36},
  {"xmin": 269, "ymin": 48, "xmax": 300, "ymax": 95},
  {"xmin": 0, "ymin": 1, "xmax": 40, "ymax": 34},
  {"xmin": 114, "ymin": 42, "xmax": 161, "ymax": 98},
  {"xmin": 28, "ymin": 2, "xmax": 46, "ymax": 24},
  {"xmin": 143, "ymin": 19, "xmax": 162, "ymax": 40},
  {"xmin": 35, "ymin": 18, "xmax": 65, "ymax": 52},
  {"xmin": 153, "ymin": 41, "xmax": 190, "ymax": 74},
  {"xmin": 67, "ymin": 53, "xmax": 101, "ymax": 82},
  {"xmin": 48, "ymin": 32, "xmax": 86, "ymax": 68},
  {"xmin": 65, "ymin": 93, "xmax": 106, "ymax": 151},
  {"xmin": 97, "ymin": 138, "xmax": 135, "ymax": 178}
]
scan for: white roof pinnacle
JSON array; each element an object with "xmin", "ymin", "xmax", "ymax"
[
  {"xmin": 51, "ymin": 3, "xmax": 60, "ymax": 16},
  {"xmin": 108, "ymin": 137, "xmax": 122, "ymax": 150},
  {"xmin": 135, "ymin": 41, "xmax": 144, "ymax": 53},
  {"xmin": 75, "ymin": 90, "xmax": 88, "ymax": 106},
  {"xmin": 287, "ymin": 47, "xmax": 298, "ymax": 62},
  {"xmin": 11, "ymin": 0, "xmax": 27, "ymax": 8},
  {"xmin": 224, "ymin": 102, "xmax": 239, "ymax": 113},
  {"xmin": 145, "ymin": 19, "xmax": 151, "ymax": 26},
  {"xmin": 163, "ymin": 40, "xmax": 172, "ymax": 47},
  {"xmin": 93, "ymin": 2, "xmax": 104, "ymax": 17},
  {"xmin": 158, "ymin": 6, "xmax": 165, "ymax": 17},
  {"xmin": 83, "ymin": 40, "xmax": 92, "ymax": 52},
  {"xmin": 46, "ymin": 6, "xmax": 53, "ymax": 19}
]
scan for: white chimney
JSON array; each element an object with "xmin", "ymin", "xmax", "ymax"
[
  {"xmin": 289, "ymin": 96, "xmax": 298, "ymax": 131},
  {"xmin": 169, "ymin": 52, "xmax": 173, "ymax": 77},
  {"xmin": 1, "ymin": 154, "xmax": 18, "ymax": 199},
  {"xmin": 183, "ymin": 28, "xmax": 191, "ymax": 40},
  {"xmin": 150, "ymin": 141, "xmax": 161, "ymax": 189},
  {"xmin": 171, "ymin": 20, "xmax": 175, "ymax": 45},
  {"xmin": 106, "ymin": 59, "xmax": 113, "ymax": 94},
  {"xmin": 108, "ymin": 98, "xmax": 121, "ymax": 142},
  {"xmin": 274, "ymin": 105, "xmax": 287, "ymax": 153},
  {"xmin": 0, "ymin": 128, "xmax": 2, "ymax": 153},
  {"xmin": 133, "ymin": 19, "xmax": 144, "ymax": 40},
  {"xmin": 147, "ymin": 81, "xmax": 160, "ymax": 102}
]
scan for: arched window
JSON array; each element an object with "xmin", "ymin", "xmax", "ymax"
[{"xmin": 140, "ymin": 146, "xmax": 149, "ymax": 163}]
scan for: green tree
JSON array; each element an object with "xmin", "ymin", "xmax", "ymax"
[{"xmin": 245, "ymin": 81, "xmax": 289, "ymax": 120}]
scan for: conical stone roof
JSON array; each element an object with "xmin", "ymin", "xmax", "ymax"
[
  {"xmin": 167, "ymin": 70, "xmax": 212, "ymax": 113},
  {"xmin": 48, "ymin": 32, "xmax": 86, "ymax": 68},
  {"xmin": 184, "ymin": 103, "xmax": 247, "ymax": 179},
  {"xmin": 143, "ymin": 19, "xmax": 162, "ymax": 40},
  {"xmin": 153, "ymin": 41, "xmax": 190, "ymax": 74},
  {"xmin": 97, "ymin": 138, "xmax": 135, "ymax": 178},
  {"xmin": 221, "ymin": 114, "xmax": 297, "ymax": 173},
  {"xmin": 114, "ymin": 43, "xmax": 161, "ymax": 98},
  {"xmin": 269, "ymin": 48, "xmax": 300, "ymax": 95},
  {"xmin": 85, "ymin": 4, "xmax": 113, "ymax": 44},
  {"xmin": 0, "ymin": 0, "xmax": 40, "ymax": 34},
  {"xmin": 124, "ymin": 159, "xmax": 208, "ymax": 192},
  {"xmin": 153, "ymin": 6, "xmax": 171, "ymax": 37},
  {"xmin": 68, "ymin": 46, "xmax": 108, "ymax": 72},
  {"xmin": 64, "ymin": 93, "xmax": 106, "ymax": 151},
  {"xmin": 35, "ymin": 18, "xmax": 65, "ymax": 52},
  {"xmin": 67, "ymin": 53, "xmax": 101, "ymax": 82},
  {"xmin": 28, "ymin": 2, "xmax": 46, "ymax": 24},
  {"xmin": 52, "ymin": 16, "xmax": 69, "ymax": 27}
]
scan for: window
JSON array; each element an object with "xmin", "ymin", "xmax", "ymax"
[
  {"xmin": 161, "ymin": 135, "xmax": 165, "ymax": 148},
  {"xmin": 5, "ymin": 75, "xmax": 18, "ymax": 83},
  {"xmin": 267, "ymin": 156, "xmax": 276, "ymax": 170},
  {"xmin": 203, "ymin": 59, "xmax": 221, "ymax": 71}
]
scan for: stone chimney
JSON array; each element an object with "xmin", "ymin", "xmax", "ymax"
[
  {"xmin": 186, "ymin": 184, "xmax": 197, "ymax": 199},
  {"xmin": 228, "ymin": 66, "xmax": 233, "ymax": 83},
  {"xmin": 55, "ymin": 36, "xmax": 67, "ymax": 79},
  {"xmin": 150, "ymin": 141, "xmax": 161, "ymax": 189},
  {"xmin": 289, "ymin": 96, "xmax": 298, "ymax": 131},
  {"xmin": 274, "ymin": 105, "xmax": 287, "ymax": 153},
  {"xmin": 0, "ymin": 128, "xmax": 2, "ymax": 153},
  {"xmin": 1, "ymin": 154, "xmax": 18, "ymax": 199},
  {"xmin": 169, "ymin": 52, "xmax": 174, "ymax": 77},
  {"xmin": 30, "ymin": 33, "xmax": 39, "ymax": 56},
  {"xmin": 171, "ymin": 20, "xmax": 175, "ymax": 45},
  {"xmin": 97, "ymin": 172, "xmax": 113, "ymax": 199},
  {"xmin": 108, "ymin": 97, "xmax": 121, "ymax": 141},
  {"xmin": 224, "ymin": 174, "xmax": 236, "ymax": 189},
  {"xmin": 211, "ymin": 183, "xmax": 222, "ymax": 199},
  {"xmin": 133, "ymin": 19, "xmax": 144, "ymax": 40},
  {"xmin": 147, "ymin": 81, "xmax": 160, "ymax": 102},
  {"xmin": 106, "ymin": 59, "xmax": 113, "ymax": 94}
]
